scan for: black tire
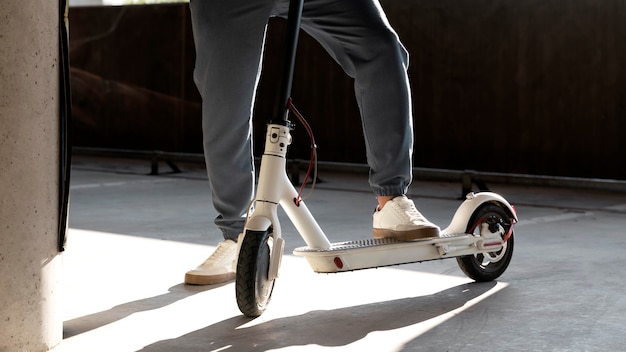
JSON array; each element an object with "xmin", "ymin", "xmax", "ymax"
[
  {"xmin": 456, "ymin": 203, "xmax": 515, "ymax": 282},
  {"xmin": 236, "ymin": 229, "xmax": 276, "ymax": 317}
]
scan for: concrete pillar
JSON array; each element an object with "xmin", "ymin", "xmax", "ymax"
[{"xmin": 0, "ymin": 0, "xmax": 63, "ymax": 351}]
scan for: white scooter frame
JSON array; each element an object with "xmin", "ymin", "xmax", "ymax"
[{"xmin": 234, "ymin": 0, "xmax": 517, "ymax": 317}]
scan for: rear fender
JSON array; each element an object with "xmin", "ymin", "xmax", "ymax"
[{"xmin": 442, "ymin": 192, "xmax": 517, "ymax": 235}]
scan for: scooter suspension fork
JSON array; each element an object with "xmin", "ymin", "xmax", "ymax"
[{"xmin": 244, "ymin": 124, "xmax": 331, "ymax": 279}]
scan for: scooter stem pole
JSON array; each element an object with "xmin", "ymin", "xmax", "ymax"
[{"xmin": 271, "ymin": 0, "xmax": 304, "ymax": 125}]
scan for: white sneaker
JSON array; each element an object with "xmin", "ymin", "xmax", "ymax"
[
  {"xmin": 373, "ymin": 195, "xmax": 440, "ymax": 241},
  {"xmin": 185, "ymin": 240, "xmax": 237, "ymax": 285}
]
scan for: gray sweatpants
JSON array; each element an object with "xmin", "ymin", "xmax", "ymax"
[{"xmin": 189, "ymin": 0, "xmax": 415, "ymax": 239}]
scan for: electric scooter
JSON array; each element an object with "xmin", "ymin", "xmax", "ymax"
[{"xmin": 235, "ymin": 0, "xmax": 517, "ymax": 317}]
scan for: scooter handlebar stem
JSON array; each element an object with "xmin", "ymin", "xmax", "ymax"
[{"xmin": 271, "ymin": 0, "xmax": 305, "ymax": 125}]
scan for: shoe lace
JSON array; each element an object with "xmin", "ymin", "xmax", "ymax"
[
  {"xmin": 394, "ymin": 196, "xmax": 427, "ymax": 222},
  {"xmin": 202, "ymin": 241, "xmax": 233, "ymax": 265}
]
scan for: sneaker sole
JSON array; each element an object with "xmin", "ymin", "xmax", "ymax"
[
  {"xmin": 184, "ymin": 271, "xmax": 236, "ymax": 285},
  {"xmin": 372, "ymin": 227, "xmax": 440, "ymax": 241}
]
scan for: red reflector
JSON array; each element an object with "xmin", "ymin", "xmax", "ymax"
[{"xmin": 333, "ymin": 257, "xmax": 344, "ymax": 269}]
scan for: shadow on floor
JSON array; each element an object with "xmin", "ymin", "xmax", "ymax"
[
  {"xmin": 63, "ymin": 283, "xmax": 220, "ymax": 338},
  {"xmin": 139, "ymin": 281, "xmax": 499, "ymax": 351}
]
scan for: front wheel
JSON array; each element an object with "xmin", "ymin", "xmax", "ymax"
[
  {"xmin": 236, "ymin": 229, "xmax": 276, "ymax": 317},
  {"xmin": 456, "ymin": 203, "xmax": 515, "ymax": 282}
]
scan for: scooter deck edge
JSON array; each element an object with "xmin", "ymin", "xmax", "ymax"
[{"xmin": 293, "ymin": 233, "xmax": 496, "ymax": 273}]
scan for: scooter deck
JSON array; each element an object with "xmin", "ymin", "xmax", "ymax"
[{"xmin": 293, "ymin": 232, "xmax": 496, "ymax": 273}]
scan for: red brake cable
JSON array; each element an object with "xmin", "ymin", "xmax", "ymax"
[{"xmin": 287, "ymin": 98, "xmax": 317, "ymax": 206}]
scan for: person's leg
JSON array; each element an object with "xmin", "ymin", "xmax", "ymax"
[
  {"xmin": 295, "ymin": 0, "xmax": 413, "ymax": 197},
  {"xmin": 186, "ymin": 0, "xmax": 274, "ymax": 284},
  {"xmin": 294, "ymin": 0, "xmax": 439, "ymax": 240},
  {"xmin": 190, "ymin": 0, "xmax": 275, "ymax": 241}
]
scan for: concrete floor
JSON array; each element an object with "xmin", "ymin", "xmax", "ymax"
[{"xmin": 51, "ymin": 156, "xmax": 626, "ymax": 352}]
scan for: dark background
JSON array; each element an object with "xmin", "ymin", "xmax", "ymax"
[{"xmin": 68, "ymin": 1, "xmax": 626, "ymax": 180}]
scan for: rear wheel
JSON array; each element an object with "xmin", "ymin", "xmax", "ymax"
[
  {"xmin": 456, "ymin": 203, "xmax": 514, "ymax": 282},
  {"xmin": 235, "ymin": 229, "xmax": 275, "ymax": 317}
]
